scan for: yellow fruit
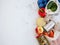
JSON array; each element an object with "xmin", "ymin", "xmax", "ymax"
[{"xmin": 36, "ymin": 18, "xmax": 46, "ymax": 26}]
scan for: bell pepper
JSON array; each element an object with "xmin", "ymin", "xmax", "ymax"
[
  {"xmin": 38, "ymin": 8, "xmax": 46, "ymax": 18},
  {"xmin": 35, "ymin": 27, "xmax": 44, "ymax": 35},
  {"xmin": 43, "ymin": 31, "xmax": 49, "ymax": 36},
  {"xmin": 49, "ymin": 30, "xmax": 54, "ymax": 37}
]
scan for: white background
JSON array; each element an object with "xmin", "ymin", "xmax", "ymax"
[{"xmin": 0, "ymin": 0, "xmax": 39, "ymax": 45}]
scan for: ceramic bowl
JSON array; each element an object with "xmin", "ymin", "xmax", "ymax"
[{"xmin": 45, "ymin": 0, "xmax": 59, "ymax": 14}]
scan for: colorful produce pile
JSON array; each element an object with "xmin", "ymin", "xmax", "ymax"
[{"xmin": 35, "ymin": 0, "xmax": 60, "ymax": 45}]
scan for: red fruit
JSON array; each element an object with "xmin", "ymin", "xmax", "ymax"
[
  {"xmin": 49, "ymin": 30, "xmax": 54, "ymax": 37},
  {"xmin": 43, "ymin": 31, "xmax": 49, "ymax": 36},
  {"xmin": 35, "ymin": 27, "xmax": 44, "ymax": 35},
  {"xmin": 38, "ymin": 8, "xmax": 46, "ymax": 18},
  {"xmin": 36, "ymin": 35, "xmax": 39, "ymax": 38},
  {"xmin": 35, "ymin": 27, "xmax": 44, "ymax": 38},
  {"xmin": 36, "ymin": 34, "xmax": 42, "ymax": 38}
]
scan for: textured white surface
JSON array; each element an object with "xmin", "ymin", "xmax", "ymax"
[{"xmin": 0, "ymin": 0, "xmax": 39, "ymax": 45}]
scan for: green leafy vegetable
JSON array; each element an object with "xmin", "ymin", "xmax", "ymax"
[{"xmin": 47, "ymin": 1, "xmax": 57, "ymax": 12}]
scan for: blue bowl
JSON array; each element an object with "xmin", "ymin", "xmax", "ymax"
[
  {"xmin": 38, "ymin": 3, "xmax": 45, "ymax": 8},
  {"xmin": 58, "ymin": 0, "xmax": 60, "ymax": 3},
  {"xmin": 38, "ymin": 0, "xmax": 43, "ymax": 3},
  {"xmin": 37, "ymin": 0, "xmax": 49, "ymax": 8},
  {"xmin": 44, "ymin": 0, "xmax": 49, "ymax": 2},
  {"xmin": 44, "ymin": 2, "xmax": 47, "ymax": 5}
]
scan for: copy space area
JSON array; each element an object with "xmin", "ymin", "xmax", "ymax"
[{"xmin": 0, "ymin": 0, "xmax": 38, "ymax": 45}]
